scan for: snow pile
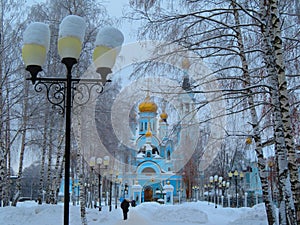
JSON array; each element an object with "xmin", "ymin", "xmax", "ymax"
[
  {"xmin": 0, "ymin": 200, "xmax": 269, "ymax": 225},
  {"xmin": 229, "ymin": 204, "xmax": 268, "ymax": 225},
  {"xmin": 58, "ymin": 15, "xmax": 86, "ymax": 42},
  {"xmin": 23, "ymin": 22, "xmax": 50, "ymax": 50}
]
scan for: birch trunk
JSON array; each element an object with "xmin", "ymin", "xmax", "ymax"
[
  {"xmin": 55, "ymin": 155, "xmax": 65, "ymax": 203},
  {"xmin": 268, "ymin": 0, "xmax": 300, "ymax": 223},
  {"xmin": 45, "ymin": 116, "xmax": 54, "ymax": 204},
  {"xmin": 3, "ymin": 83, "xmax": 11, "ymax": 207},
  {"xmin": 259, "ymin": 1, "xmax": 297, "ymax": 224},
  {"xmin": 231, "ymin": 1, "xmax": 277, "ymax": 223},
  {"xmin": 50, "ymin": 134, "xmax": 64, "ymax": 204},
  {"xmin": 74, "ymin": 117, "xmax": 87, "ymax": 224},
  {"xmin": 0, "ymin": 84, "xmax": 9, "ymax": 207},
  {"xmin": 0, "ymin": 0, "xmax": 5, "ymax": 207},
  {"xmin": 38, "ymin": 110, "xmax": 49, "ymax": 204},
  {"xmin": 11, "ymin": 81, "xmax": 29, "ymax": 207},
  {"xmin": 79, "ymin": 154, "xmax": 87, "ymax": 225}
]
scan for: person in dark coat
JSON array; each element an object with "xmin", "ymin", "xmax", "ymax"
[
  {"xmin": 121, "ymin": 199, "xmax": 130, "ymax": 220},
  {"xmin": 131, "ymin": 199, "xmax": 136, "ymax": 207}
]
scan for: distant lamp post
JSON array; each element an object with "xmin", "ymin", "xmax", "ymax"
[
  {"xmin": 89, "ymin": 157, "xmax": 96, "ymax": 208},
  {"xmin": 115, "ymin": 171, "xmax": 120, "ymax": 209},
  {"xmin": 217, "ymin": 176, "xmax": 223, "ymax": 206},
  {"xmin": 109, "ymin": 169, "xmax": 113, "ymax": 212},
  {"xmin": 22, "ymin": 15, "xmax": 123, "ymax": 225},
  {"xmin": 228, "ymin": 169, "xmax": 244, "ymax": 207},
  {"xmin": 205, "ymin": 183, "xmax": 213, "ymax": 204},
  {"xmin": 124, "ymin": 183, "xmax": 129, "ymax": 198},
  {"xmin": 98, "ymin": 156, "xmax": 109, "ymax": 211},
  {"xmin": 192, "ymin": 186, "xmax": 199, "ymax": 201},
  {"xmin": 221, "ymin": 180, "xmax": 230, "ymax": 196},
  {"xmin": 90, "ymin": 156, "xmax": 109, "ymax": 211},
  {"xmin": 210, "ymin": 175, "xmax": 222, "ymax": 208}
]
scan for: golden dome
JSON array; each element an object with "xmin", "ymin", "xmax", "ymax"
[
  {"xmin": 245, "ymin": 137, "xmax": 252, "ymax": 145},
  {"xmin": 160, "ymin": 112, "xmax": 168, "ymax": 120},
  {"xmin": 139, "ymin": 95, "xmax": 157, "ymax": 113}
]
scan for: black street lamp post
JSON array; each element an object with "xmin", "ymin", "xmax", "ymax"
[
  {"xmin": 228, "ymin": 169, "xmax": 244, "ymax": 207},
  {"xmin": 109, "ymin": 169, "xmax": 113, "ymax": 212},
  {"xmin": 114, "ymin": 174, "xmax": 119, "ymax": 209},
  {"xmin": 204, "ymin": 183, "xmax": 213, "ymax": 204},
  {"xmin": 90, "ymin": 156, "xmax": 109, "ymax": 211},
  {"xmin": 98, "ymin": 156, "xmax": 109, "ymax": 211},
  {"xmin": 210, "ymin": 175, "xmax": 223, "ymax": 208},
  {"xmin": 22, "ymin": 16, "xmax": 123, "ymax": 225}
]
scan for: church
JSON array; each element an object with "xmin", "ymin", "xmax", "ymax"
[
  {"xmin": 120, "ymin": 71, "xmax": 197, "ymax": 203},
  {"xmin": 123, "ymin": 93, "xmax": 182, "ymax": 203}
]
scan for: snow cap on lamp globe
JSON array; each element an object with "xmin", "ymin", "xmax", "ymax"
[
  {"xmin": 58, "ymin": 15, "xmax": 86, "ymax": 42},
  {"xmin": 23, "ymin": 22, "xmax": 50, "ymax": 50}
]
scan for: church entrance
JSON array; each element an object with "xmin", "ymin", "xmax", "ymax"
[{"xmin": 144, "ymin": 186, "xmax": 153, "ymax": 202}]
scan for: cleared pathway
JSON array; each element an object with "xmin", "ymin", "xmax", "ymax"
[{"xmin": 113, "ymin": 208, "xmax": 153, "ymax": 225}]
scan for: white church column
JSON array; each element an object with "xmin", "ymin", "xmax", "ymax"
[
  {"xmin": 163, "ymin": 181, "xmax": 174, "ymax": 205},
  {"xmin": 132, "ymin": 181, "xmax": 142, "ymax": 205}
]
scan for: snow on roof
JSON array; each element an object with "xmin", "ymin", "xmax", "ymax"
[
  {"xmin": 137, "ymin": 153, "xmax": 145, "ymax": 158},
  {"xmin": 94, "ymin": 27, "xmax": 124, "ymax": 49},
  {"xmin": 23, "ymin": 22, "xmax": 50, "ymax": 50},
  {"xmin": 58, "ymin": 15, "xmax": 86, "ymax": 42},
  {"xmin": 153, "ymin": 154, "xmax": 162, "ymax": 159}
]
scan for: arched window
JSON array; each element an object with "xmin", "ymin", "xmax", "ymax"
[
  {"xmin": 140, "ymin": 122, "xmax": 143, "ymax": 131},
  {"xmin": 167, "ymin": 151, "xmax": 171, "ymax": 160},
  {"xmin": 141, "ymin": 167, "xmax": 156, "ymax": 174}
]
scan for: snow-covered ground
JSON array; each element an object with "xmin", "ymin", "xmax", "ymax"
[{"xmin": 0, "ymin": 201, "xmax": 268, "ymax": 225}]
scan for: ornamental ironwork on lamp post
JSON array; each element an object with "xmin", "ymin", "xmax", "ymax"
[{"xmin": 22, "ymin": 15, "xmax": 123, "ymax": 225}]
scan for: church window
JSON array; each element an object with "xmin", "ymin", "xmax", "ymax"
[
  {"xmin": 168, "ymin": 167, "xmax": 171, "ymax": 171},
  {"xmin": 146, "ymin": 151, "xmax": 151, "ymax": 158},
  {"xmin": 142, "ymin": 167, "xmax": 155, "ymax": 174},
  {"xmin": 140, "ymin": 122, "xmax": 143, "ymax": 131},
  {"xmin": 145, "ymin": 122, "xmax": 148, "ymax": 131},
  {"xmin": 167, "ymin": 151, "xmax": 171, "ymax": 160}
]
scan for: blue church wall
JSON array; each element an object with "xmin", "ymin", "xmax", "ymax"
[
  {"xmin": 160, "ymin": 145, "xmax": 166, "ymax": 158},
  {"xmin": 138, "ymin": 112, "xmax": 157, "ymax": 135}
]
